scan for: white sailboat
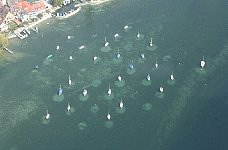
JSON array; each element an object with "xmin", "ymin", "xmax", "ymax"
[
  {"xmin": 147, "ymin": 74, "xmax": 151, "ymax": 81},
  {"xmin": 45, "ymin": 110, "xmax": 50, "ymax": 119},
  {"xmin": 67, "ymin": 102, "xmax": 71, "ymax": 112},
  {"xmin": 68, "ymin": 75, "xmax": 72, "ymax": 86},
  {"xmin": 136, "ymin": 30, "xmax": 140, "ymax": 38},
  {"xmin": 83, "ymin": 89, "xmax": 88, "ymax": 96},
  {"xmin": 129, "ymin": 59, "xmax": 134, "ymax": 70},
  {"xmin": 118, "ymin": 75, "xmax": 122, "ymax": 81},
  {"xmin": 160, "ymin": 85, "xmax": 164, "ymax": 93},
  {"xmin": 155, "ymin": 58, "xmax": 158, "ymax": 68},
  {"xmin": 107, "ymin": 111, "xmax": 111, "ymax": 120},
  {"xmin": 58, "ymin": 84, "xmax": 63, "ymax": 95},
  {"xmin": 124, "ymin": 25, "xmax": 129, "ymax": 30},
  {"xmin": 79, "ymin": 45, "xmax": 85, "ymax": 50},
  {"xmin": 200, "ymin": 56, "xmax": 206, "ymax": 70},
  {"xmin": 114, "ymin": 33, "xmax": 119, "ymax": 38},
  {"xmin": 116, "ymin": 49, "xmax": 120, "ymax": 59},
  {"xmin": 170, "ymin": 72, "xmax": 174, "ymax": 80},
  {"xmin": 149, "ymin": 37, "xmax": 153, "ymax": 47},
  {"xmin": 119, "ymin": 99, "xmax": 124, "ymax": 109},
  {"xmin": 141, "ymin": 53, "xmax": 145, "ymax": 59},
  {"xmin": 104, "ymin": 36, "xmax": 109, "ymax": 47},
  {"xmin": 56, "ymin": 46, "xmax": 60, "ymax": 50},
  {"xmin": 108, "ymin": 84, "xmax": 112, "ymax": 96},
  {"xmin": 93, "ymin": 56, "xmax": 98, "ymax": 61}
]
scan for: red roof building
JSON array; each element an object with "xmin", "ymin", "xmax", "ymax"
[{"xmin": 15, "ymin": 1, "xmax": 46, "ymax": 14}]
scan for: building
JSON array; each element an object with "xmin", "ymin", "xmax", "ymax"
[{"xmin": 15, "ymin": 1, "xmax": 46, "ymax": 22}]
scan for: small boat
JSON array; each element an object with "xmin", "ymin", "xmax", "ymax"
[
  {"xmin": 45, "ymin": 110, "xmax": 50, "ymax": 119},
  {"xmin": 58, "ymin": 84, "xmax": 63, "ymax": 95},
  {"xmin": 56, "ymin": 46, "xmax": 60, "ymax": 50},
  {"xmin": 93, "ymin": 56, "xmax": 98, "ymax": 61},
  {"xmin": 83, "ymin": 89, "xmax": 87, "ymax": 96},
  {"xmin": 118, "ymin": 76, "xmax": 122, "ymax": 81},
  {"xmin": 116, "ymin": 49, "xmax": 120, "ymax": 59},
  {"xmin": 149, "ymin": 37, "xmax": 153, "ymax": 47},
  {"xmin": 155, "ymin": 58, "xmax": 158, "ymax": 68},
  {"xmin": 79, "ymin": 45, "xmax": 85, "ymax": 50},
  {"xmin": 35, "ymin": 65, "xmax": 39, "ymax": 70},
  {"xmin": 119, "ymin": 99, "xmax": 123, "ymax": 109},
  {"xmin": 104, "ymin": 36, "xmax": 109, "ymax": 47},
  {"xmin": 35, "ymin": 26, "xmax": 38, "ymax": 33},
  {"xmin": 159, "ymin": 86, "xmax": 164, "ymax": 93},
  {"xmin": 170, "ymin": 72, "xmax": 174, "ymax": 80},
  {"xmin": 129, "ymin": 60, "xmax": 134, "ymax": 70},
  {"xmin": 67, "ymin": 36, "xmax": 71, "ymax": 40},
  {"xmin": 68, "ymin": 75, "xmax": 72, "ymax": 86},
  {"xmin": 141, "ymin": 53, "xmax": 145, "ymax": 59},
  {"xmin": 114, "ymin": 33, "xmax": 119, "ymax": 38},
  {"xmin": 124, "ymin": 25, "xmax": 129, "ymax": 30},
  {"xmin": 46, "ymin": 54, "xmax": 53, "ymax": 60},
  {"xmin": 136, "ymin": 30, "xmax": 140, "ymax": 38},
  {"xmin": 200, "ymin": 56, "xmax": 205, "ymax": 70},
  {"xmin": 107, "ymin": 111, "xmax": 111, "ymax": 120},
  {"xmin": 69, "ymin": 56, "xmax": 73, "ymax": 60},
  {"xmin": 147, "ymin": 74, "xmax": 151, "ymax": 81},
  {"xmin": 108, "ymin": 84, "xmax": 112, "ymax": 96},
  {"xmin": 67, "ymin": 102, "xmax": 71, "ymax": 112}
]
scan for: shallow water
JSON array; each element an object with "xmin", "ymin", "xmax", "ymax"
[{"xmin": 0, "ymin": 0, "xmax": 228, "ymax": 149}]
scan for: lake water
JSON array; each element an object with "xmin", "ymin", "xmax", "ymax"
[{"xmin": 0, "ymin": 0, "xmax": 228, "ymax": 149}]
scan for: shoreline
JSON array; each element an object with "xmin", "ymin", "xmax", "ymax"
[
  {"xmin": 26, "ymin": 13, "xmax": 52, "ymax": 29},
  {"xmin": 7, "ymin": 0, "xmax": 111, "ymax": 41}
]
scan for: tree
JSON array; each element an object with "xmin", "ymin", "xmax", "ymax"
[
  {"xmin": 0, "ymin": 34, "xmax": 8, "ymax": 48},
  {"xmin": 53, "ymin": 0, "xmax": 63, "ymax": 7}
]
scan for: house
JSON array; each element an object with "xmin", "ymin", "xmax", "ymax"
[{"xmin": 15, "ymin": 1, "xmax": 47, "ymax": 22}]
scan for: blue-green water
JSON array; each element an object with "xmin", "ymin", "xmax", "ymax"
[{"xmin": 0, "ymin": 0, "xmax": 228, "ymax": 149}]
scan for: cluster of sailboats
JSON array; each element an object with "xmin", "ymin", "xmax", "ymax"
[{"xmin": 43, "ymin": 25, "xmax": 207, "ymax": 123}]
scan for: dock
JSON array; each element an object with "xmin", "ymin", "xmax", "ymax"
[{"xmin": 3, "ymin": 47, "xmax": 13, "ymax": 55}]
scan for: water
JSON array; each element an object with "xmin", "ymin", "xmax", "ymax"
[{"xmin": 0, "ymin": 0, "xmax": 228, "ymax": 149}]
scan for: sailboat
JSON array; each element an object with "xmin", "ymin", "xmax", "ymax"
[
  {"xmin": 45, "ymin": 110, "xmax": 50, "ymax": 119},
  {"xmin": 147, "ymin": 74, "xmax": 151, "ymax": 81},
  {"xmin": 68, "ymin": 75, "xmax": 72, "ymax": 86},
  {"xmin": 149, "ymin": 37, "xmax": 153, "ymax": 47},
  {"xmin": 200, "ymin": 56, "xmax": 206, "ymax": 70},
  {"xmin": 67, "ymin": 102, "xmax": 71, "ymax": 112},
  {"xmin": 114, "ymin": 33, "xmax": 119, "ymax": 38},
  {"xmin": 118, "ymin": 75, "xmax": 122, "ymax": 81},
  {"xmin": 136, "ymin": 30, "xmax": 140, "ymax": 38},
  {"xmin": 107, "ymin": 111, "xmax": 111, "ymax": 120},
  {"xmin": 104, "ymin": 36, "xmax": 109, "ymax": 47},
  {"xmin": 170, "ymin": 72, "xmax": 174, "ymax": 80},
  {"xmin": 58, "ymin": 84, "xmax": 63, "ymax": 95},
  {"xmin": 108, "ymin": 84, "xmax": 112, "ymax": 96},
  {"xmin": 116, "ymin": 49, "xmax": 120, "ymax": 59},
  {"xmin": 155, "ymin": 58, "xmax": 158, "ymax": 68},
  {"xmin": 159, "ymin": 85, "xmax": 164, "ymax": 93},
  {"xmin": 119, "ymin": 99, "xmax": 123, "ymax": 109},
  {"xmin": 83, "ymin": 89, "xmax": 88, "ymax": 96}
]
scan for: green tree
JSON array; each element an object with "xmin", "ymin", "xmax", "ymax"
[
  {"xmin": 53, "ymin": 0, "xmax": 63, "ymax": 7},
  {"xmin": 0, "ymin": 34, "xmax": 8, "ymax": 49}
]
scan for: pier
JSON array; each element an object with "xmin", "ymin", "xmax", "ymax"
[{"xmin": 3, "ymin": 47, "xmax": 13, "ymax": 55}]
